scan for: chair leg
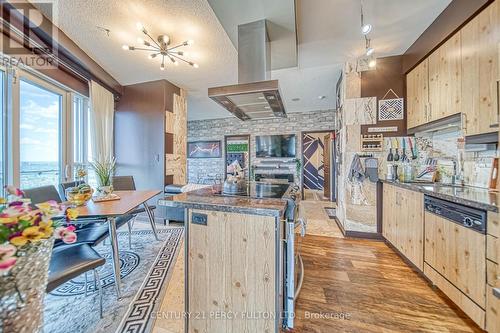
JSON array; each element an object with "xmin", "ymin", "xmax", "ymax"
[
  {"xmin": 84, "ymin": 271, "xmax": 88, "ymax": 297},
  {"xmin": 93, "ymin": 269, "xmax": 103, "ymax": 319},
  {"xmin": 127, "ymin": 220, "xmax": 132, "ymax": 249}
]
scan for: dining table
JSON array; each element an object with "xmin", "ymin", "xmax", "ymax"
[{"xmin": 68, "ymin": 190, "xmax": 161, "ymax": 299}]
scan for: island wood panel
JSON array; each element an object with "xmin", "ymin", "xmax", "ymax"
[
  {"xmin": 461, "ymin": 0, "xmax": 500, "ymax": 136},
  {"xmin": 428, "ymin": 32, "xmax": 462, "ymax": 121},
  {"xmin": 407, "ymin": 59, "xmax": 429, "ymax": 129},
  {"xmin": 188, "ymin": 209, "xmax": 276, "ymax": 333},
  {"xmin": 382, "ymin": 184, "xmax": 397, "ymax": 245},
  {"xmin": 424, "ymin": 263, "xmax": 486, "ymax": 329},
  {"xmin": 487, "ymin": 259, "xmax": 499, "ymax": 286},
  {"xmin": 424, "ymin": 211, "xmax": 486, "ymax": 308}
]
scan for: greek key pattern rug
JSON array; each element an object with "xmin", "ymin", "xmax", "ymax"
[{"xmin": 43, "ymin": 226, "xmax": 183, "ymax": 333}]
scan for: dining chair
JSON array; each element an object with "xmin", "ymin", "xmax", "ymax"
[
  {"xmin": 47, "ymin": 243, "xmax": 105, "ymax": 318},
  {"xmin": 112, "ymin": 176, "xmax": 162, "ymax": 243},
  {"xmin": 23, "ymin": 185, "xmax": 134, "ymax": 248}
]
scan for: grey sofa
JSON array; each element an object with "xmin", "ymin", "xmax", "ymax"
[{"xmin": 163, "ymin": 184, "xmax": 185, "ymax": 223}]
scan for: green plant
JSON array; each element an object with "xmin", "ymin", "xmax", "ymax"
[{"xmin": 89, "ymin": 157, "xmax": 116, "ymax": 187}]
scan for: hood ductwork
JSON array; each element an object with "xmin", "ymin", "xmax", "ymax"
[{"xmin": 208, "ymin": 20, "xmax": 286, "ymax": 120}]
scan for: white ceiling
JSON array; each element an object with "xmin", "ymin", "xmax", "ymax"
[{"xmin": 34, "ymin": 0, "xmax": 451, "ymax": 121}]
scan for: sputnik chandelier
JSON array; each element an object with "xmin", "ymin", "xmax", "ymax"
[{"xmin": 122, "ymin": 22, "xmax": 198, "ymax": 71}]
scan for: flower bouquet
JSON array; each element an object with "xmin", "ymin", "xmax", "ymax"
[
  {"xmin": 0, "ymin": 186, "xmax": 78, "ymax": 333},
  {"xmin": 90, "ymin": 157, "xmax": 116, "ymax": 197}
]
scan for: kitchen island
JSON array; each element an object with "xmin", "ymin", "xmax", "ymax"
[{"xmin": 158, "ymin": 183, "xmax": 296, "ymax": 333}]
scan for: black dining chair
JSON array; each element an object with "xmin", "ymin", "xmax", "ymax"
[
  {"xmin": 112, "ymin": 176, "xmax": 161, "ymax": 243},
  {"xmin": 47, "ymin": 243, "xmax": 105, "ymax": 318},
  {"xmin": 23, "ymin": 185, "xmax": 134, "ymax": 248}
]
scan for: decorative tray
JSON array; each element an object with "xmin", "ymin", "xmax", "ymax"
[{"xmin": 92, "ymin": 193, "xmax": 121, "ymax": 202}]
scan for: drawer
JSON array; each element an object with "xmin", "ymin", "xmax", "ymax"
[
  {"xmin": 488, "ymin": 234, "xmax": 499, "ymax": 263},
  {"xmin": 489, "ymin": 211, "xmax": 500, "ymax": 238},
  {"xmin": 486, "ymin": 285, "xmax": 500, "ymax": 333},
  {"xmin": 487, "ymin": 259, "xmax": 499, "ymax": 287}
]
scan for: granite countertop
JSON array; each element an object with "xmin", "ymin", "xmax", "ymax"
[
  {"xmin": 380, "ymin": 180, "xmax": 499, "ymax": 212},
  {"xmin": 157, "ymin": 184, "xmax": 288, "ymax": 217}
]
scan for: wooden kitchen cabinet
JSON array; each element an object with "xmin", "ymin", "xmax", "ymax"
[
  {"xmin": 382, "ymin": 184, "xmax": 424, "ymax": 270},
  {"xmin": 461, "ymin": 0, "xmax": 500, "ymax": 136},
  {"xmin": 407, "ymin": 60, "xmax": 429, "ymax": 129},
  {"xmin": 428, "ymin": 32, "xmax": 462, "ymax": 122}
]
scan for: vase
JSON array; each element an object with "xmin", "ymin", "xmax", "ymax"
[
  {"xmin": 0, "ymin": 238, "xmax": 54, "ymax": 333},
  {"xmin": 97, "ymin": 185, "xmax": 113, "ymax": 197}
]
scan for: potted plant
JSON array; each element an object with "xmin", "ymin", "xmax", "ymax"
[
  {"xmin": 90, "ymin": 157, "xmax": 116, "ymax": 197},
  {"xmin": 0, "ymin": 186, "xmax": 78, "ymax": 332}
]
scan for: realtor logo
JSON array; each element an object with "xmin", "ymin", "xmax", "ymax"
[{"xmin": 0, "ymin": 0, "xmax": 58, "ymax": 69}]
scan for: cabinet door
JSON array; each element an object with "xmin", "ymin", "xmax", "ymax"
[
  {"xmin": 462, "ymin": 0, "xmax": 500, "ymax": 136},
  {"xmin": 382, "ymin": 184, "xmax": 396, "ymax": 245},
  {"xmin": 428, "ymin": 32, "xmax": 462, "ymax": 121},
  {"xmin": 407, "ymin": 60, "xmax": 429, "ymax": 129},
  {"xmin": 398, "ymin": 188, "xmax": 424, "ymax": 270}
]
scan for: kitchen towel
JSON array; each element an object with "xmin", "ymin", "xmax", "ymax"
[{"xmin": 348, "ymin": 154, "xmax": 365, "ymax": 182}]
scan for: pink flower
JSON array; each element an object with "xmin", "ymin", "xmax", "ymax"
[
  {"xmin": 5, "ymin": 186, "xmax": 25, "ymax": 198},
  {"xmin": 62, "ymin": 232, "xmax": 77, "ymax": 244},
  {"xmin": 54, "ymin": 226, "xmax": 78, "ymax": 244},
  {"xmin": 0, "ymin": 243, "xmax": 17, "ymax": 273},
  {"xmin": 0, "ymin": 257, "xmax": 17, "ymax": 273}
]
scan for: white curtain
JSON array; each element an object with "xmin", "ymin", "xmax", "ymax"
[{"xmin": 89, "ymin": 80, "xmax": 114, "ymax": 162}]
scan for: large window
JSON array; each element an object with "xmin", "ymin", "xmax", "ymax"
[
  {"xmin": 0, "ymin": 62, "xmax": 89, "ymax": 190},
  {"xmin": 0, "ymin": 69, "xmax": 5, "ymax": 191},
  {"xmin": 19, "ymin": 79, "xmax": 63, "ymax": 189}
]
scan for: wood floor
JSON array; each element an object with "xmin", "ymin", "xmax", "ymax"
[
  {"xmin": 152, "ymin": 198, "xmax": 484, "ymax": 333},
  {"xmin": 292, "ymin": 234, "xmax": 483, "ymax": 333}
]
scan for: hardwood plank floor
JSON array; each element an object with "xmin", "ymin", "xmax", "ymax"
[{"xmin": 292, "ymin": 234, "xmax": 484, "ymax": 333}]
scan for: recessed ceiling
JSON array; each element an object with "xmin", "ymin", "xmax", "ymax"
[{"xmin": 33, "ymin": 0, "xmax": 451, "ymax": 121}]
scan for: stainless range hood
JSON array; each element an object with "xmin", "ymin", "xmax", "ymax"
[{"xmin": 208, "ymin": 20, "xmax": 286, "ymax": 120}]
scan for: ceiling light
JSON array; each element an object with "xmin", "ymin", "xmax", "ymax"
[
  {"xmin": 122, "ymin": 23, "xmax": 198, "ymax": 71},
  {"xmin": 258, "ymin": 96, "xmax": 265, "ymax": 100},
  {"xmin": 361, "ymin": 23, "xmax": 372, "ymax": 35},
  {"xmin": 368, "ymin": 58, "xmax": 377, "ymax": 68},
  {"xmin": 292, "ymin": 98, "xmax": 300, "ymax": 102},
  {"xmin": 366, "ymin": 47, "xmax": 374, "ymax": 56},
  {"xmin": 318, "ymin": 95, "xmax": 326, "ymax": 100}
]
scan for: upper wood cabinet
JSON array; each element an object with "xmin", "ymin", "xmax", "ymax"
[
  {"xmin": 428, "ymin": 32, "xmax": 462, "ymax": 122},
  {"xmin": 407, "ymin": 59, "xmax": 429, "ymax": 129},
  {"xmin": 461, "ymin": 0, "xmax": 500, "ymax": 136}
]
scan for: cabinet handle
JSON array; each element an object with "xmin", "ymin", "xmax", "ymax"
[
  {"xmin": 491, "ymin": 79, "xmax": 500, "ymax": 128},
  {"xmin": 462, "ymin": 113, "xmax": 468, "ymax": 134},
  {"xmin": 494, "ymin": 287, "xmax": 500, "ymax": 299}
]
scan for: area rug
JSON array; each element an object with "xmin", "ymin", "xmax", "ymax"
[{"xmin": 43, "ymin": 227, "xmax": 183, "ymax": 333}]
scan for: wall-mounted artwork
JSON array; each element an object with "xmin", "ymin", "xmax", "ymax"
[{"xmin": 188, "ymin": 141, "xmax": 221, "ymax": 158}]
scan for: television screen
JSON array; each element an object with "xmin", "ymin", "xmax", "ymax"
[{"xmin": 255, "ymin": 134, "xmax": 296, "ymax": 158}]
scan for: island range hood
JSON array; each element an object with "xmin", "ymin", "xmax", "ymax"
[{"xmin": 208, "ymin": 20, "xmax": 286, "ymax": 120}]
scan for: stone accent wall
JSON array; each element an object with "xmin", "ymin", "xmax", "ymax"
[{"xmin": 187, "ymin": 110, "xmax": 336, "ymax": 184}]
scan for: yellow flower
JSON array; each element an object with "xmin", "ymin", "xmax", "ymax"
[
  {"xmin": 10, "ymin": 227, "xmax": 44, "ymax": 246},
  {"xmin": 0, "ymin": 217, "xmax": 17, "ymax": 225},
  {"xmin": 66, "ymin": 208, "xmax": 78, "ymax": 220},
  {"xmin": 0, "ymin": 197, "xmax": 7, "ymax": 204},
  {"xmin": 38, "ymin": 220, "xmax": 54, "ymax": 238}
]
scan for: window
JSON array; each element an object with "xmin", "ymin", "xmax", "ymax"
[
  {"xmin": 0, "ymin": 69, "xmax": 5, "ymax": 192},
  {"xmin": 19, "ymin": 79, "xmax": 63, "ymax": 189}
]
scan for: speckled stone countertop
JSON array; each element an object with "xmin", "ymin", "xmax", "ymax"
[
  {"xmin": 380, "ymin": 180, "xmax": 499, "ymax": 212},
  {"xmin": 157, "ymin": 185, "xmax": 288, "ymax": 217}
]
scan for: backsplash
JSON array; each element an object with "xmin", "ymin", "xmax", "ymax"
[
  {"xmin": 187, "ymin": 109, "xmax": 336, "ymax": 184},
  {"xmin": 381, "ymin": 128, "xmax": 498, "ymax": 188}
]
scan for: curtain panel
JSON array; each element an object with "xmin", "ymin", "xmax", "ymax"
[{"xmin": 89, "ymin": 81, "xmax": 114, "ymax": 162}]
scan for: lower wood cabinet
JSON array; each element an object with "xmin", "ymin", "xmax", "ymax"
[{"xmin": 382, "ymin": 184, "xmax": 424, "ymax": 270}]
